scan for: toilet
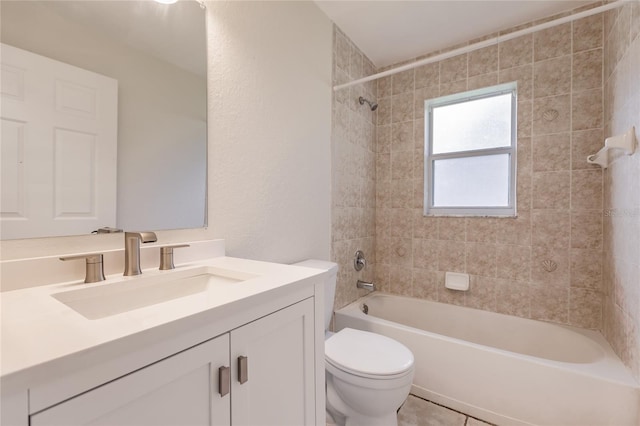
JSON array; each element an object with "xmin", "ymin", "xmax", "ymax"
[{"xmin": 294, "ymin": 260, "xmax": 414, "ymax": 426}]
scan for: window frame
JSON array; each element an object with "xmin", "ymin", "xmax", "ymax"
[{"xmin": 424, "ymin": 82, "xmax": 517, "ymax": 217}]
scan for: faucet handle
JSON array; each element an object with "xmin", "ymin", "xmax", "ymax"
[
  {"xmin": 159, "ymin": 244, "xmax": 190, "ymax": 270},
  {"xmin": 354, "ymin": 250, "xmax": 366, "ymax": 271},
  {"xmin": 60, "ymin": 253, "xmax": 106, "ymax": 283}
]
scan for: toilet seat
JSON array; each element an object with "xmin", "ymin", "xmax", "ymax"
[{"xmin": 325, "ymin": 328, "xmax": 414, "ymax": 380}]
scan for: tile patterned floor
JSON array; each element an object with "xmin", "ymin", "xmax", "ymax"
[{"xmin": 398, "ymin": 395, "xmax": 494, "ymax": 426}]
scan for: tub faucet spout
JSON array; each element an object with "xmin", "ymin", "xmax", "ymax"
[
  {"xmin": 357, "ymin": 280, "xmax": 375, "ymax": 291},
  {"xmin": 124, "ymin": 231, "xmax": 157, "ymax": 276}
]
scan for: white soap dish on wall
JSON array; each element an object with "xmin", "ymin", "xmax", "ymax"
[
  {"xmin": 587, "ymin": 127, "xmax": 636, "ymax": 168},
  {"xmin": 445, "ymin": 272, "xmax": 469, "ymax": 291}
]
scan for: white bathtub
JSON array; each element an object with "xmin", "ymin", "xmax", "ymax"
[{"xmin": 334, "ymin": 293, "xmax": 640, "ymax": 426}]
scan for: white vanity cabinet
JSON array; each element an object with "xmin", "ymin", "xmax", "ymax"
[
  {"xmin": 231, "ymin": 298, "xmax": 315, "ymax": 426},
  {"xmin": 31, "ymin": 334, "xmax": 231, "ymax": 426},
  {"xmin": 27, "ymin": 298, "xmax": 316, "ymax": 426}
]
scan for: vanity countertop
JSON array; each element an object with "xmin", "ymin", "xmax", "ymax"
[{"xmin": 0, "ymin": 256, "xmax": 324, "ymax": 389}]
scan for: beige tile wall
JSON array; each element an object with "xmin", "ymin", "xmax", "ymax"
[
  {"xmin": 374, "ymin": 10, "xmax": 606, "ymax": 329},
  {"xmin": 602, "ymin": 2, "xmax": 640, "ymax": 381},
  {"xmin": 332, "ymin": 26, "xmax": 377, "ymax": 310}
]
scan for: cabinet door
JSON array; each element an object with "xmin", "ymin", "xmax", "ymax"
[
  {"xmin": 31, "ymin": 334, "xmax": 231, "ymax": 426},
  {"xmin": 231, "ymin": 298, "xmax": 315, "ymax": 426}
]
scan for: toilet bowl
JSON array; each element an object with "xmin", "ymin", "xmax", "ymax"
[
  {"xmin": 325, "ymin": 328, "xmax": 414, "ymax": 426},
  {"xmin": 293, "ymin": 260, "xmax": 414, "ymax": 426}
]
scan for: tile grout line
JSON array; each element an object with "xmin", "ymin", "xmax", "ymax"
[
  {"xmin": 402, "ymin": 393, "xmax": 497, "ymax": 426},
  {"xmin": 569, "ymin": 15, "xmax": 575, "ymax": 326}
]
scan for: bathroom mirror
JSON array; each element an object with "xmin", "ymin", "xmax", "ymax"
[{"xmin": 0, "ymin": 0, "xmax": 207, "ymax": 240}]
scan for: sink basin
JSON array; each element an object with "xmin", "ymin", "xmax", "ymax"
[{"xmin": 52, "ymin": 267, "xmax": 258, "ymax": 320}]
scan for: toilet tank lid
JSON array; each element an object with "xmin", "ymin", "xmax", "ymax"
[{"xmin": 292, "ymin": 259, "xmax": 338, "ymax": 275}]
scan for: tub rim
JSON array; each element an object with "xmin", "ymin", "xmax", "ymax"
[{"xmin": 336, "ymin": 292, "xmax": 640, "ymax": 389}]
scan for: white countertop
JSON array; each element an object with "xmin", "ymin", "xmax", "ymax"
[{"xmin": 0, "ymin": 256, "xmax": 324, "ymax": 388}]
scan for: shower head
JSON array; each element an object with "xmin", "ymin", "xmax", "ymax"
[{"xmin": 359, "ymin": 96, "xmax": 378, "ymax": 111}]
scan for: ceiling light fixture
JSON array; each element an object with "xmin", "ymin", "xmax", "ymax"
[{"xmin": 154, "ymin": 0, "xmax": 178, "ymax": 4}]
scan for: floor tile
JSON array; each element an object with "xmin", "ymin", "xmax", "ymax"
[
  {"xmin": 398, "ymin": 395, "xmax": 467, "ymax": 426},
  {"xmin": 466, "ymin": 417, "xmax": 493, "ymax": 426}
]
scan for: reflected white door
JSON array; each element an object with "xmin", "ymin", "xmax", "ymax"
[{"xmin": 1, "ymin": 43, "xmax": 117, "ymax": 239}]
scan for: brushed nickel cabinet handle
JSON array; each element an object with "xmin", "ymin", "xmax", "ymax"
[
  {"xmin": 238, "ymin": 356, "xmax": 248, "ymax": 384},
  {"xmin": 218, "ymin": 366, "xmax": 230, "ymax": 396}
]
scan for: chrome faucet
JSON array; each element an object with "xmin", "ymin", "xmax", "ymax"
[
  {"xmin": 357, "ymin": 280, "xmax": 375, "ymax": 291},
  {"xmin": 124, "ymin": 231, "xmax": 157, "ymax": 276}
]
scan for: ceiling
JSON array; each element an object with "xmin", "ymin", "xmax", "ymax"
[
  {"xmin": 38, "ymin": 0, "xmax": 206, "ymax": 76},
  {"xmin": 34, "ymin": 1, "xmax": 593, "ymax": 75},
  {"xmin": 315, "ymin": 1, "xmax": 594, "ymax": 68}
]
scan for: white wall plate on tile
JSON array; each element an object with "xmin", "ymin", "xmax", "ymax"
[{"xmin": 445, "ymin": 272, "xmax": 469, "ymax": 291}]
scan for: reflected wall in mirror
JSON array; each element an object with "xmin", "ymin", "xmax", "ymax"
[{"xmin": 0, "ymin": 0, "xmax": 207, "ymax": 240}]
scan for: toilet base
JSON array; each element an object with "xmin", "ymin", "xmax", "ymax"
[
  {"xmin": 327, "ymin": 405, "xmax": 398, "ymax": 426},
  {"xmin": 326, "ymin": 375, "xmax": 403, "ymax": 426}
]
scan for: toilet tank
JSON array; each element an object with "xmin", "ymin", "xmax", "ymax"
[{"xmin": 292, "ymin": 259, "xmax": 338, "ymax": 332}]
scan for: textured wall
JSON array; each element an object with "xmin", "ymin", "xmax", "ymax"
[
  {"xmin": 373, "ymin": 7, "xmax": 606, "ymax": 329},
  {"xmin": 602, "ymin": 2, "xmax": 640, "ymax": 381},
  {"xmin": 207, "ymin": 1, "xmax": 333, "ymax": 263},
  {"xmin": 331, "ymin": 26, "xmax": 378, "ymax": 310}
]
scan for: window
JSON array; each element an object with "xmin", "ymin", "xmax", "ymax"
[{"xmin": 424, "ymin": 82, "xmax": 517, "ymax": 217}]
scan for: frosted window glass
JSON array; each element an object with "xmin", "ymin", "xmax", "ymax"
[
  {"xmin": 433, "ymin": 154, "xmax": 510, "ymax": 207},
  {"xmin": 432, "ymin": 93, "xmax": 512, "ymax": 154}
]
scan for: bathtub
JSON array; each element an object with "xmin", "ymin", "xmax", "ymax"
[{"xmin": 334, "ymin": 293, "xmax": 640, "ymax": 426}]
